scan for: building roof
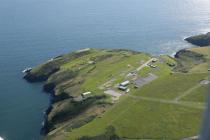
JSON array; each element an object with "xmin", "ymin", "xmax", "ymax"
[
  {"xmin": 118, "ymin": 85, "xmax": 127, "ymax": 90},
  {"xmin": 82, "ymin": 92, "xmax": 91, "ymax": 96},
  {"xmin": 120, "ymin": 80, "xmax": 130, "ymax": 86}
]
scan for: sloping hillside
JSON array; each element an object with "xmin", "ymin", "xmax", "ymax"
[
  {"xmin": 185, "ymin": 32, "xmax": 210, "ymax": 46},
  {"xmin": 24, "ymin": 47, "xmax": 209, "ymax": 140}
]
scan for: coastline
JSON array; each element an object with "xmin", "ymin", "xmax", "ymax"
[{"xmin": 23, "ymin": 33, "xmax": 210, "ymax": 139}]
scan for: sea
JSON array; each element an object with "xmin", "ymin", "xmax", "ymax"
[{"xmin": 0, "ymin": 0, "xmax": 210, "ymax": 139}]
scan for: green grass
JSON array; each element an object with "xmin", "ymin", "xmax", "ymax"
[
  {"xmin": 181, "ymin": 85, "xmax": 209, "ymax": 103},
  {"xmin": 189, "ymin": 62, "xmax": 209, "ymax": 73},
  {"xmin": 133, "ymin": 73, "xmax": 207, "ymax": 100},
  {"xmin": 64, "ymin": 95, "xmax": 204, "ymax": 140},
  {"xmin": 188, "ymin": 47, "xmax": 210, "ymax": 59},
  {"xmin": 81, "ymin": 53, "xmax": 150, "ymax": 92},
  {"xmin": 113, "ymin": 99, "xmax": 203, "ymax": 140},
  {"xmin": 159, "ymin": 55, "xmax": 177, "ymax": 66},
  {"xmin": 62, "ymin": 72, "xmax": 207, "ymax": 140},
  {"xmin": 152, "ymin": 62, "xmax": 173, "ymax": 76},
  {"xmin": 37, "ymin": 48, "xmax": 209, "ymax": 140},
  {"xmin": 138, "ymin": 66, "xmax": 152, "ymax": 77},
  {"xmin": 61, "ymin": 49, "xmax": 107, "ymax": 70},
  {"xmin": 59, "ymin": 49, "xmax": 151, "ymax": 95}
]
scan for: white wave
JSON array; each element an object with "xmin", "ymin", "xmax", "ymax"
[
  {"xmin": 0, "ymin": 137, "xmax": 4, "ymax": 140},
  {"xmin": 158, "ymin": 39, "xmax": 193, "ymax": 55},
  {"xmin": 198, "ymin": 28, "xmax": 210, "ymax": 34}
]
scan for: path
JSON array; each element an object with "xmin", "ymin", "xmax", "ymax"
[
  {"xmin": 127, "ymin": 94, "xmax": 205, "ymax": 109},
  {"xmin": 136, "ymin": 58, "xmax": 155, "ymax": 71},
  {"xmin": 104, "ymin": 90, "xmax": 122, "ymax": 100},
  {"xmin": 174, "ymin": 84, "xmax": 202, "ymax": 102},
  {"xmin": 106, "ymin": 93, "xmax": 205, "ymax": 132}
]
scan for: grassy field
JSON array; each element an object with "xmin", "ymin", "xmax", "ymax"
[
  {"xmin": 187, "ymin": 46, "xmax": 209, "ymax": 74},
  {"xmin": 63, "ymin": 73, "xmax": 207, "ymax": 140},
  {"xmin": 39, "ymin": 47, "xmax": 209, "ymax": 140},
  {"xmin": 181, "ymin": 85, "xmax": 208, "ymax": 103},
  {"xmin": 64, "ymin": 98, "xmax": 203, "ymax": 139},
  {"xmin": 81, "ymin": 53, "xmax": 150, "ymax": 92},
  {"xmin": 187, "ymin": 47, "xmax": 210, "ymax": 59},
  {"xmin": 135, "ymin": 73, "xmax": 207, "ymax": 100}
]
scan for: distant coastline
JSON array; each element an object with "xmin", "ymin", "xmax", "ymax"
[{"xmin": 185, "ymin": 32, "xmax": 210, "ymax": 47}]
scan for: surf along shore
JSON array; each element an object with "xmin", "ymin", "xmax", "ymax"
[{"xmin": 23, "ymin": 33, "xmax": 210, "ymax": 140}]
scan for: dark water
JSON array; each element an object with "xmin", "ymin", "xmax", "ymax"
[{"xmin": 0, "ymin": 0, "xmax": 210, "ymax": 139}]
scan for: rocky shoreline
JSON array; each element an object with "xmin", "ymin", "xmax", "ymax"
[
  {"xmin": 24, "ymin": 69, "xmax": 59, "ymax": 135},
  {"xmin": 23, "ymin": 49, "xmax": 120, "ymax": 135},
  {"xmin": 185, "ymin": 32, "xmax": 210, "ymax": 46},
  {"xmin": 23, "ymin": 33, "xmax": 209, "ymax": 138}
]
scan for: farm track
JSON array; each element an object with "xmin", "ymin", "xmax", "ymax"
[
  {"xmin": 127, "ymin": 94, "xmax": 205, "ymax": 110},
  {"xmin": 136, "ymin": 58, "xmax": 155, "ymax": 71},
  {"xmin": 174, "ymin": 84, "xmax": 202, "ymax": 102}
]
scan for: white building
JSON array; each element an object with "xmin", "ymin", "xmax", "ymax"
[
  {"xmin": 119, "ymin": 80, "xmax": 130, "ymax": 87},
  {"xmin": 81, "ymin": 91, "xmax": 92, "ymax": 98},
  {"xmin": 118, "ymin": 85, "xmax": 127, "ymax": 91}
]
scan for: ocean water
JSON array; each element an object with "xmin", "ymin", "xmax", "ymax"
[{"xmin": 0, "ymin": 0, "xmax": 210, "ymax": 139}]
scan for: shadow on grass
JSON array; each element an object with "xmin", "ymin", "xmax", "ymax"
[{"xmin": 78, "ymin": 126, "xmax": 121, "ymax": 140}]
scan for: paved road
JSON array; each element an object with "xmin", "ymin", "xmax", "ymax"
[{"xmin": 136, "ymin": 58, "xmax": 155, "ymax": 71}]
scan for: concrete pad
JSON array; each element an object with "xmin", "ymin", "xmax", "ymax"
[{"xmin": 134, "ymin": 73, "xmax": 157, "ymax": 87}]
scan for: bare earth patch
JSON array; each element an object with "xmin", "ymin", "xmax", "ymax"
[{"xmin": 104, "ymin": 89, "xmax": 123, "ymax": 101}]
